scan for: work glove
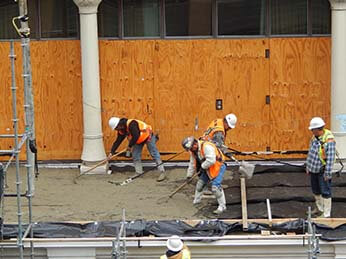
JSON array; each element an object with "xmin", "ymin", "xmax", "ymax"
[{"xmin": 125, "ymin": 147, "xmax": 132, "ymax": 158}]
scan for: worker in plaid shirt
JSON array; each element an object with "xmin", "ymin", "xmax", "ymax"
[{"xmin": 306, "ymin": 117, "xmax": 336, "ymax": 218}]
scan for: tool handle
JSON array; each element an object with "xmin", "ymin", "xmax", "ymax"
[
  {"xmin": 81, "ymin": 149, "xmax": 126, "ymax": 175},
  {"xmin": 169, "ymin": 172, "xmax": 199, "ymax": 198}
]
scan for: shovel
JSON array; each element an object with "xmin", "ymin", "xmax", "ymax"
[
  {"xmin": 228, "ymin": 155, "xmax": 255, "ymax": 179},
  {"xmin": 73, "ymin": 149, "xmax": 126, "ymax": 184}
]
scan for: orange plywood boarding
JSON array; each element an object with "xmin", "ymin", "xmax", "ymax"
[
  {"xmin": 0, "ymin": 38, "xmax": 331, "ymax": 160},
  {"xmin": 269, "ymin": 38, "xmax": 331, "ymax": 151},
  {"xmin": 0, "ymin": 40, "xmax": 82, "ymax": 160}
]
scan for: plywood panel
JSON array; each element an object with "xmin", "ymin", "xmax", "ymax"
[
  {"xmin": 0, "ymin": 37, "xmax": 331, "ymax": 160},
  {"xmin": 269, "ymin": 38, "xmax": 331, "ymax": 151}
]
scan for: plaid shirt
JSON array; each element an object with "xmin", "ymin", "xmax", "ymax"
[{"xmin": 306, "ymin": 133, "xmax": 336, "ymax": 179}]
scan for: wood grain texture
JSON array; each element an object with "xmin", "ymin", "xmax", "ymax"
[{"xmin": 0, "ymin": 38, "xmax": 331, "ymax": 160}]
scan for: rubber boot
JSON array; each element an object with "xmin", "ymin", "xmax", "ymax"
[
  {"xmin": 156, "ymin": 159, "xmax": 166, "ymax": 182},
  {"xmin": 309, "ymin": 195, "xmax": 323, "ymax": 217},
  {"xmin": 134, "ymin": 161, "xmax": 143, "ymax": 175},
  {"xmin": 322, "ymin": 198, "xmax": 332, "ymax": 218},
  {"xmin": 193, "ymin": 179, "xmax": 205, "ymax": 205},
  {"xmin": 212, "ymin": 186, "xmax": 226, "ymax": 215}
]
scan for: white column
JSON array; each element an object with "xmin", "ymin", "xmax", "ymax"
[
  {"xmin": 73, "ymin": 0, "xmax": 107, "ymax": 174},
  {"xmin": 47, "ymin": 247, "xmax": 96, "ymax": 259},
  {"xmin": 329, "ymin": 0, "xmax": 346, "ymax": 159}
]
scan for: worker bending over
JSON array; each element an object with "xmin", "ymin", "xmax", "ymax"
[
  {"xmin": 182, "ymin": 136, "xmax": 227, "ymax": 215},
  {"xmin": 108, "ymin": 117, "xmax": 166, "ymax": 182}
]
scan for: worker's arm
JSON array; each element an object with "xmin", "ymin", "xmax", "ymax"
[
  {"xmin": 110, "ymin": 134, "xmax": 126, "ymax": 155},
  {"xmin": 212, "ymin": 132, "xmax": 225, "ymax": 148},
  {"xmin": 127, "ymin": 120, "xmax": 141, "ymax": 148},
  {"xmin": 201, "ymin": 143, "xmax": 216, "ymax": 170},
  {"xmin": 324, "ymin": 140, "xmax": 336, "ymax": 179},
  {"xmin": 186, "ymin": 155, "xmax": 196, "ymax": 178}
]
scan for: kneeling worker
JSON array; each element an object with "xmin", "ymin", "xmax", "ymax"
[
  {"xmin": 108, "ymin": 117, "xmax": 166, "ymax": 182},
  {"xmin": 160, "ymin": 235, "xmax": 190, "ymax": 259},
  {"xmin": 182, "ymin": 136, "xmax": 227, "ymax": 215}
]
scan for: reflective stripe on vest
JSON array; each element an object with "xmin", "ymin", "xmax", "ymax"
[
  {"xmin": 202, "ymin": 119, "xmax": 225, "ymax": 141},
  {"xmin": 160, "ymin": 249, "xmax": 191, "ymax": 259},
  {"xmin": 127, "ymin": 119, "xmax": 152, "ymax": 144},
  {"xmin": 200, "ymin": 141, "xmax": 225, "ymax": 179},
  {"xmin": 312, "ymin": 129, "xmax": 335, "ymax": 165}
]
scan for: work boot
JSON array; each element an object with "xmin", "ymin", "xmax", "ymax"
[
  {"xmin": 308, "ymin": 195, "xmax": 323, "ymax": 217},
  {"xmin": 134, "ymin": 161, "xmax": 143, "ymax": 175},
  {"xmin": 157, "ymin": 171, "xmax": 166, "ymax": 182},
  {"xmin": 155, "ymin": 159, "xmax": 166, "ymax": 182},
  {"xmin": 212, "ymin": 186, "xmax": 226, "ymax": 215},
  {"xmin": 322, "ymin": 198, "xmax": 332, "ymax": 218}
]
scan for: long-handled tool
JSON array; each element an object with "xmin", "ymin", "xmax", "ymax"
[
  {"xmin": 108, "ymin": 150, "xmax": 185, "ymax": 186},
  {"xmin": 157, "ymin": 172, "xmax": 199, "ymax": 204},
  {"xmin": 73, "ymin": 149, "xmax": 126, "ymax": 184},
  {"xmin": 226, "ymin": 146, "xmax": 306, "ymax": 169}
]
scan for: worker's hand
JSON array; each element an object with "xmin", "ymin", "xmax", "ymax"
[
  {"xmin": 125, "ymin": 147, "xmax": 132, "ymax": 158},
  {"xmin": 305, "ymin": 168, "xmax": 309, "ymax": 175},
  {"xmin": 107, "ymin": 153, "xmax": 113, "ymax": 160},
  {"xmin": 323, "ymin": 174, "xmax": 331, "ymax": 181}
]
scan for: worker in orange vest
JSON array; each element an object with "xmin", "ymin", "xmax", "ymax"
[
  {"xmin": 200, "ymin": 113, "xmax": 237, "ymax": 150},
  {"xmin": 108, "ymin": 117, "xmax": 166, "ymax": 182},
  {"xmin": 182, "ymin": 136, "xmax": 227, "ymax": 215}
]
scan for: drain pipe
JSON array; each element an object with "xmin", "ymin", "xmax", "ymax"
[
  {"xmin": 329, "ymin": 0, "xmax": 346, "ymax": 159},
  {"xmin": 73, "ymin": 0, "xmax": 107, "ymax": 174}
]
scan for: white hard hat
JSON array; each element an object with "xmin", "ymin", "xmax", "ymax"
[
  {"xmin": 309, "ymin": 117, "xmax": 325, "ymax": 130},
  {"xmin": 225, "ymin": 113, "xmax": 237, "ymax": 128},
  {"xmin": 109, "ymin": 117, "xmax": 120, "ymax": 130},
  {"xmin": 182, "ymin": 136, "xmax": 196, "ymax": 151},
  {"xmin": 166, "ymin": 235, "xmax": 183, "ymax": 252}
]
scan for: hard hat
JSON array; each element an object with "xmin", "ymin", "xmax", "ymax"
[
  {"xmin": 182, "ymin": 136, "xmax": 195, "ymax": 151},
  {"xmin": 225, "ymin": 113, "xmax": 237, "ymax": 128},
  {"xmin": 166, "ymin": 235, "xmax": 183, "ymax": 252},
  {"xmin": 109, "ymin": 117, "xmax": 120, "ymax": 130},
  {"xmin": 309, "ymin": 117, "xmax": 325, "ymax": 130}
]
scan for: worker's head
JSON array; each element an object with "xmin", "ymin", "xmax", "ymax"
[
  {"xmin": 109, "ymin": 117, "xmax": 120, "ymax": 130},
  {"xmin": 166, "ymin": 235, "xmax": 183, "ymax": 252},
  {"xmin": 309, "ymin": 117, "xmax": 325, "ymax": 136},
  {"xmin": 224, "ymin": 113, "xmax": 237, "ymax": 130},
  {"xmin": 182, "ymin": 136, "xmax": 198, "ymax": 152}
]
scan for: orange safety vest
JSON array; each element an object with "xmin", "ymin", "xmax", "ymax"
[
  {"xmin": 201, "ymin": 119, "xmax": 225, "ymax": 141},
  {"xmin": 126, "ymin": 119, "xmax": 152, "ymax": 144},
  {"xmin": 200, "ymin": 141, "xmax": 225, "ymax": 179}
]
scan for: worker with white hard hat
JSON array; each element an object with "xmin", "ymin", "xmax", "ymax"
[
  {"xmin": 201, "ymin": 113, "xmax": 237, "ymax": 149},
  {"xmin": 108, "ymin": 117, "xmax": 166, "ymax": 182},
  {"xmin": 306, "ymin": 117, "xmax": 336, "ymax": 218},
  {"xmin": 160, "ymin": 235, "xmax": 191, "ymax": 259},
  {"xmin": 182, "ymin": 136, "xmax": 227, "ymax": 215}
]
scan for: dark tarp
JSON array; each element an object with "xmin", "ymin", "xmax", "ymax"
[{"xmin": 2, "ymin": 219, "xmax": 346, "ymax": 241}]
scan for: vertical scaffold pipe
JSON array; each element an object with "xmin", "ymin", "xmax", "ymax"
[
  {"xmin": 73, "ymin": 0, "xmax": 107, "ymax": 174},
  {"xmin": 10, "ymin": 40, "xmax": 24, "ymax": 259}
]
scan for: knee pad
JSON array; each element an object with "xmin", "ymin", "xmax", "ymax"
[{"xmin": 196, "ymin": 179, "xmax": 206, "ymax": 192}]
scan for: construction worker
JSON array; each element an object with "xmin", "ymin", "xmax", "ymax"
[
  {"xmin": 108, "ymin": 117, "xmax": 166, "ymax": 182},
  {"xmin": 200, "ymin": 113, "xmax": 237, "ymax": 149},
  {"xmin": 182, "ymin": 136, "xmax": 227, "ymax": 215},
  {"xmin": 306, "ymin": 117, "xmax": 336, "ymax": 218},
  {"xmin": 160, "ymin": 235, "xmax": 191, "ymax": 259}
]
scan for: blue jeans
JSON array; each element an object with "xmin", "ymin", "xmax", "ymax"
[
  {"xmin": 310, "ymin": 172, "xmax": 332, "ymax": 198},
  {"xmin": 199, "ymin": 163, "xmax": 226, "ymax": 188},
  {"xmin": 132, "ymin": 134, "xmax": 161, "ymax": 163}
]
